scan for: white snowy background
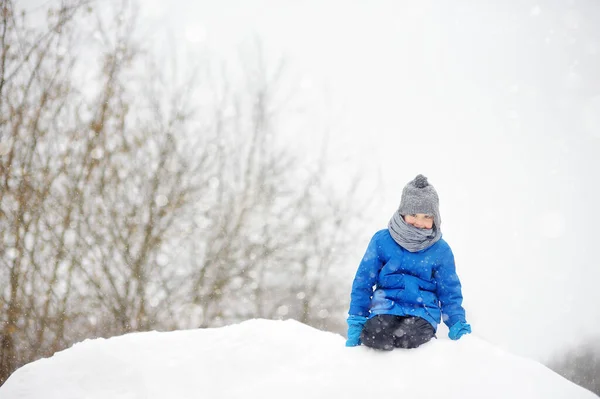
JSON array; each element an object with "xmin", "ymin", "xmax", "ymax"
[
  {"xmin": 9, "ymin": 0, "xmax": 600, "ymax": 391},
  {"xmin": 132, "ymin": 0, "xmax": 600, "ymax": 361}
]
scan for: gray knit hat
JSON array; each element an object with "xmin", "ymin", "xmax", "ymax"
[{"xmin": 398, "ymin": 174, "xmax": 441, "ymax": 229}]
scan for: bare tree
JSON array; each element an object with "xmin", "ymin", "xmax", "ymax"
[
  {"xmin": 0, "ymin": 0, "xmax": 206, "ymax": 382},
  {"xmin": 179, "ymin": 49, "xmax": 367, "ymax": 331},
  {"xmin": 0, "ymin": 0, "xmax": 92, "ymax": 384},
  {"xmin": 0, "ymin": 0, "xmax": 367, "ymax": 386},
  {"xmin": 547, "ymin": 338, "xmax": 600, "ymax": 396}
]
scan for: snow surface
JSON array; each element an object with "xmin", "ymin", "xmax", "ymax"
[{"xmin": 1, "ymin": 319, "xmax": 596, "ymax": 399}]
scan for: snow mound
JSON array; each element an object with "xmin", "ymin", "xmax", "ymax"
[{"xmin": 1, "ymin": 319, "xmax": 596, "ymax": 399}]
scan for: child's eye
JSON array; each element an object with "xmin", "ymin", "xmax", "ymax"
[{"xmin": 425, "ymin": 215, "xmax": 433, "ymax": 219}]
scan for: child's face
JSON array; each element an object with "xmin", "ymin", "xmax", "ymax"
[{"xmin": 404, "ymin": 213, "xmax": 434, "ymax": 229}]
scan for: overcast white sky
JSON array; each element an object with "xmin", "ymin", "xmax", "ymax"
[{"xmin": 21, "ymin": 0, "xmax": 600, "ymax": 362}]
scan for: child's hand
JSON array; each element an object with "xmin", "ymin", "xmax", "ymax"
[
  {"xmin": 345, "ymin": 315, "xmax": 367, "ymax": 346},
  {"xmin": 448, "ymin": 321, "xmax": 472, "ymax": 340}
]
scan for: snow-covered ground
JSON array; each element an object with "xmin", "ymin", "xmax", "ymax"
[{"xmin": 1, "ymin": 319, "xmax": 596, "ymax": 399}]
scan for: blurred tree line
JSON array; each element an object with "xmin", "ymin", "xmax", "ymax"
[
  {"xmin": 546, "ymin": 338, "xmax": 600, "ymax": 396},
  {"xmin": 0, "ymin": 0, "xmax": 366, "ymax": 385}
]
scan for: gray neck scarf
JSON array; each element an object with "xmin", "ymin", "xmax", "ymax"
[{"xmin": 388, "ymin": 211, "xmax": 442, "ymax": 252}]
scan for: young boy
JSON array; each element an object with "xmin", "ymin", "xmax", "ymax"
[{"xmin": 346, "ymin": 174, "xmax": 471, "ymax": 350}]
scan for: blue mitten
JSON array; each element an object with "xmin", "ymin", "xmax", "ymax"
[
  {"xmin": 345, "ymin": 315, "xmax": 367, "ymax": 347},
  {"xmin": 448, "ymin": 321, "xmax": 472, "ymax": 340}
]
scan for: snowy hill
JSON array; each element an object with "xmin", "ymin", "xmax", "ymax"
[{"xmin": 1, "ymin": 319, "xmax": 596, "ymax": 399}]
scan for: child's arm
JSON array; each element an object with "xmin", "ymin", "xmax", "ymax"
[
  {"xmin": 348, "ymin": 231, "xmax": 384, "ymax": 317},
  {"xmin": 433, "ymin": 246, "xmax": 467, "ymax": 329}
]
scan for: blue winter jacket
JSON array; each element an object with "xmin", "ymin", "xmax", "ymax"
[{"xmin": 348, "ymin": 229, "xmax": 466, "ymax": 330}]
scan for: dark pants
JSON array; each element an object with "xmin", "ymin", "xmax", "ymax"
[{"xmin": 360, "ymin": 314, "xmax": 435, "ymax": 350}]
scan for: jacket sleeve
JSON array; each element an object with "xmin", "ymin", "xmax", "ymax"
[
  {"xmin": 433, "ymin": 246, "xmax": 467, "ymax": 328},
  {"xmin": 348, "ymin": 232, "xmax": 383, "ymax": 317}
]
